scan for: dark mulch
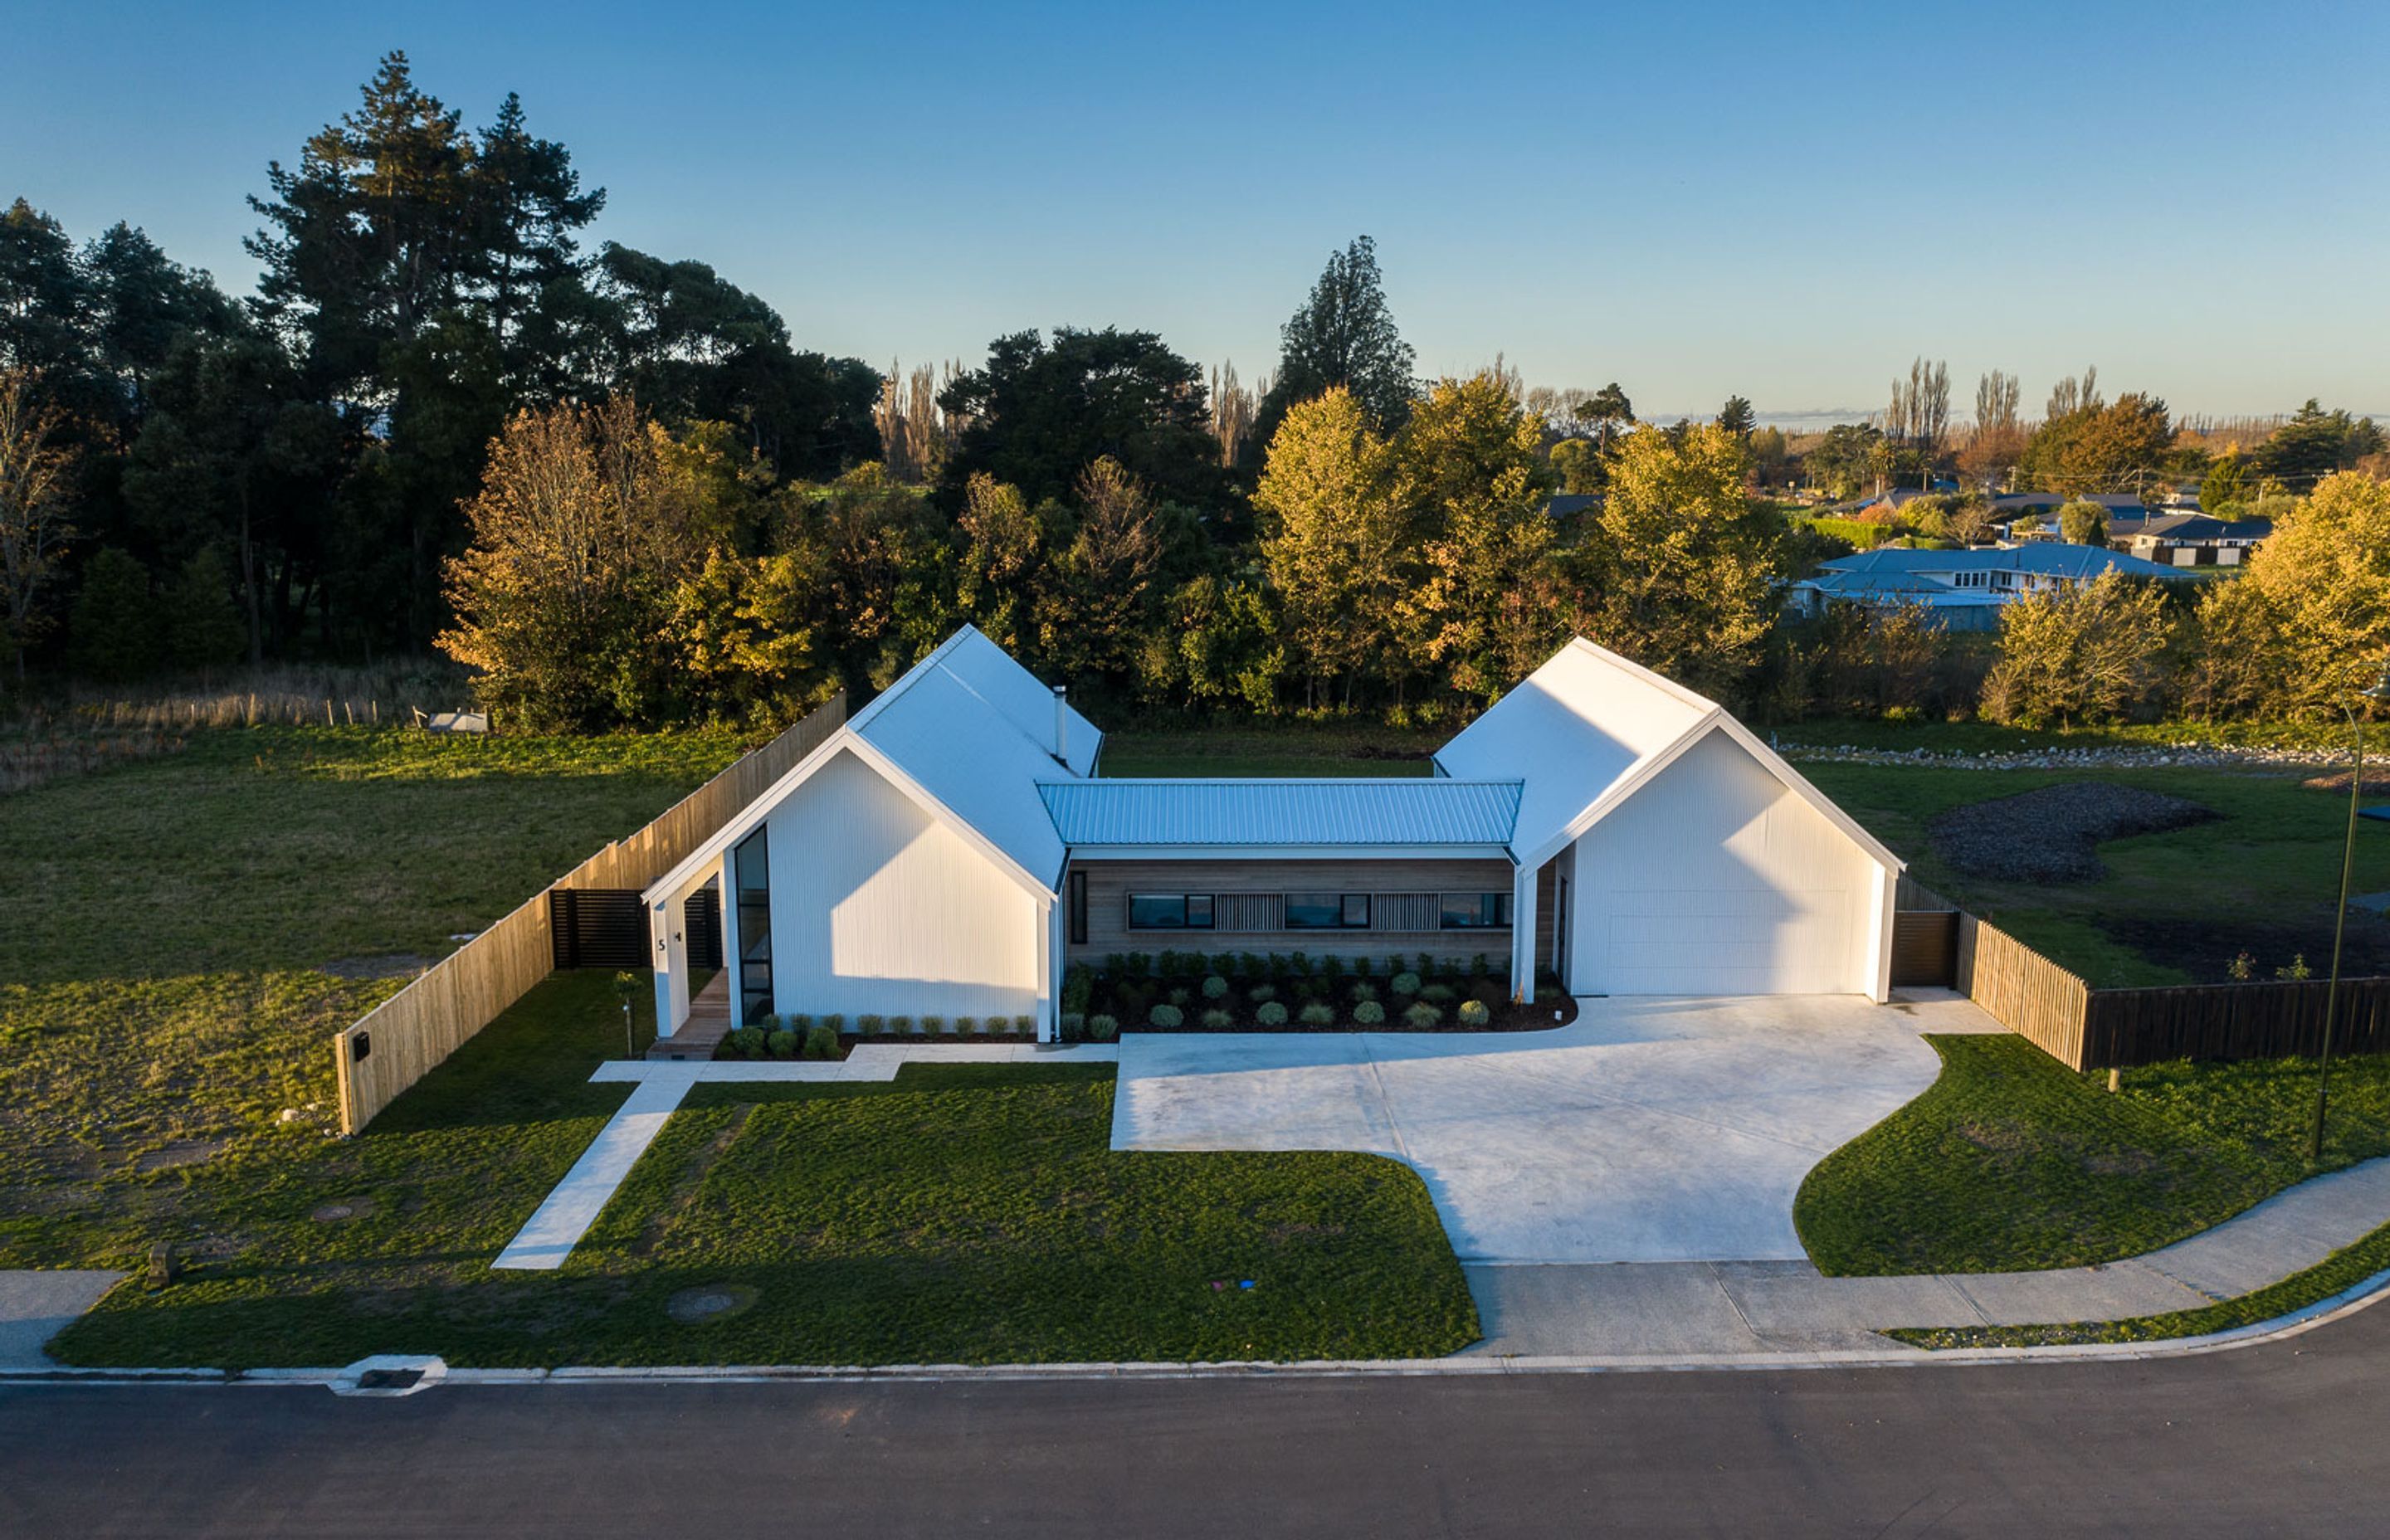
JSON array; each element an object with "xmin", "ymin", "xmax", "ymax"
[
  {"xmin": 1929, "ymin": 781, "xmax": 2220, "ymax": 884},
  {"xmin": 2096, "ymin": 912, "xmax": 2390, "ymax": 986}
]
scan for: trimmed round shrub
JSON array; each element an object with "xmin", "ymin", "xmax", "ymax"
[
  {"xmin": 1390, "ymin": 972, "xmax": 1422, "ymax": 998},
  {"xmin": 1353, "ymin": 999, "xmax": 1386, "ymax": 1026},
  {"xmin": 1419, "ymin": 982, "xmax": 1457, "ymax": 1006},
  {"xmin": 1349, "ymin": 981, "xmax": 1378, "ymax": 1003},
  {"xmin": 921, "ymin": 1014, "xmax": 948, "ymax": 1034},
  {"xmin": 727, "ymin": 1026, "xmax": 768, "ymax": 1059},
  {"xmin": 766, "ymin": 1029, "xmax": 798, "ymax": 1060},
  {"xmin": 857, "ymin": 1013, "xmax": 885, "ymax": 1035},
  {"xmin": 1246, "ymin": 982, "xmax": 1277, "ymax": 1004},
  {"xmin": 1256, "ymin": 1001, "xmax": 1289, "ymax": 1026},
  {"xmin": 1168, "ymin": 987, "xmax": 1191, "ymax": 1008},
  {"xmin": 1402, "ymin": 1001, "xmax": 1444, "ymax": 1029},
  {"xmin": 821, "ymin": 1013, "xmax": 845, "ymax": 1034},
  {"xmin": 1013, "ymin": 1015, "xmax": 1036, "ymax": 1036},
  {"xmin": 1298, "ymin": 1002, "xmax": 1334, "ymax": 1027},
  {"xmin": 1148, "ymin": 1003, "xmax": 1184, "ymax": 1029},
  {"xmin": 1202, "ymin": 974, "xmax": 1229, "ymax": 1000},
  {"xmin": 1060, "ymin": 1011, "xmax": 1086, "ymax": 1041},
  {"xmin": 1088, "ymin": 1013, "xmax": 1119, "ymax": 1042},
  {"xmin": 1456, "ymin": 999, "xmax": 1491, "ymax": 1028},
  {"xmin": 802, "ymin": 1024, "xmax": 840, "ymax": 1059},
  {"xmin": 955, "ymin": 1016, "xmax": 978, "ymax": 1036},
  {"xmin": 888, "ymin": 1014, "xmax": 915, "ymax": 1035},
  {"xmin": 1201, "ymin": 1008, "xmax": 1232, "ymax": 1030},
  {"xmin": 788, "ymin": 1012, "xmax": 815, "ymax": 1033}
]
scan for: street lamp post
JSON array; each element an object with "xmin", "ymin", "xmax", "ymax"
[{"xmin": 2310, "ymin": 660, "xmax": 2390, "ymax": 1162}]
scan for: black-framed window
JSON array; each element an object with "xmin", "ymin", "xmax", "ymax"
[
  {"xmin": 1068, "ymin": 870, "xmax": 1089, "ymax": 945},
  {"xmin": 1285, "ymin": 892, "xmax": 1370, "ymax": 929},
  {"xmin": 1129, "ymin": 893, "xmax": 1213, "ymax": 930},
  {"xmin": 1440, "ymin": 892, "xmax": 1512, "ymax": 929},
  {"xmin": 734, "ymin": 826, "xmax": 773, "ymax": 1023}
]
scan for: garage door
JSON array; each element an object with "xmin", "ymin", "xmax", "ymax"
[{"xmin": 1596, "ymin": 887, "xmax": 1856, "ymax": 995}]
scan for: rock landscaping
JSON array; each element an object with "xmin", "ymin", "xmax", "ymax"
[
  {"xmin": 1929, "ymin": 781, "xmax": 2220, "ymax": 884},
  {"xmin": 1785, "ymin": 742, "xmax": 2355, "ymax": 773}
]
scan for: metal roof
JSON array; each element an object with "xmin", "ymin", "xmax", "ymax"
[
  {"xmin": 1039, "ymin": 778, "xmax": 1522, "ymax": 847},
  {"xmin": 1822, "ymin": 543, "xmax": 2186, "ymax": 580}
]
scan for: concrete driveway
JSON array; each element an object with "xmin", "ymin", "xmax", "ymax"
[{"xmin": 1112, "ymin": 996, "xmax": 1962, "ymax": 1264}]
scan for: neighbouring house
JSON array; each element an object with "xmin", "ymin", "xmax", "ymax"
[
  {"xmin": 1784, "ymin": 543, "xmax": 2191, "ymax": 631},
  {"xmin": 2117, "ymin": 512, "xmax": 2272, "ymax": 568},
  {"xmin": 638, "ymin": 627, "xmax": 1909, "ymax": 1043}
]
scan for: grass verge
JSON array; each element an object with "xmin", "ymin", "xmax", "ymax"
[
  {"xmin": 1885, "ymin": 1220, "xmax": 2390, "ymax": 1350},
  {"xmin": 1796, "ymin": 1034, "xmax": 2390, "ymax": 1276},
  {"xmin": 48, "ymin": 974, "xmax": 1475, "ymax": 1367}
]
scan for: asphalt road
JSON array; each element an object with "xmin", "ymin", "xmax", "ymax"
[{"xmin": 7, "ymin": 1304, "xmax": 2390, "ymax": 1538}]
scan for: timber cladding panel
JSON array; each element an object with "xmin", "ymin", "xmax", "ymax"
[
  {"xmin": 1068, "ymin": 856, "xmax": 1519, "ymax": 967},
  {"xmin": 332, "ymin": 693, "xmax": 846, "ymax": 1135}
]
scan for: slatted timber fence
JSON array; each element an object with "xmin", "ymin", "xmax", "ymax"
[
  {"xmin": 332, "ymin": 693, "xmax": 845, "ymax": 1134},
  {"xmin": 1953, "ymin": 911, "xmax": 2390, "ymax": 1072}
]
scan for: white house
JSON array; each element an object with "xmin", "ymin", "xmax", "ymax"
[{"xmin": 640, "ymin": 627, "xmax": 1907, "ymax": 1043}]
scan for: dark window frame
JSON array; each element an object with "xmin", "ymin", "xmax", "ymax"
[
  {"xmin": 1127, "ymin": 893, "xmax": 1214, "ymax": 931},
  {"xmin": 1285, "ymin": 891, "xmax": 1371, "ymax": 930},
  {"xmin": 1439, "ymin": 891, "xmax": 1513, "ymax": 929},
  {"xmin": 1068, "ymin": 870, "xmax": 1088, "ymax": 945},
  {"xmin": 733, "ymin": 826, "xmax": 773, "ymax": 1022}
]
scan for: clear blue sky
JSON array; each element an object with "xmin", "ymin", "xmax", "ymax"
[{"xmin": 7, "ymin": 0, "xmax": 2386, "ymax": 421}]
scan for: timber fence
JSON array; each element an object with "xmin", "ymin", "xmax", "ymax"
[
  {"xmin": 1953, "ymin": 911, "xmax": 2390, "ymax": 1072},
  {"xmin": 331, "ymin": 694, "xmax": 846, "ymax": 1134}
]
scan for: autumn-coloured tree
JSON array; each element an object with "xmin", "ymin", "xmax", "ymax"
[
  {"xmin": 1981, "ymin": 573, "xmax": 2173, "ymax": 728},
  {"xmin": 1253, "ymin": 387, "xmax": 1405, "ymax": 707},
  {"xmin": 0, "ymin": 368, "xmax": 76, "ymax": 681},
  {"xmin": 2192, "ymin": 472, "xmax": 2390, "ymax": 719}
]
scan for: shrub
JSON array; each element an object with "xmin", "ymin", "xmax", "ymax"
[
  {"xmin": 1239, "ymin": 952, "xmax": 1264, "ymax": 980},
  {"xmin": 1104, "ymin": 953, "xmax": 1127, "ymax": 977},
  {"xmin": 1384, "ymin": 955, "xmax": 1406, "ymax": 979},
  {"xmin": 1062, "ymin": 965, "xmax": 1095, "ymax": 1014},
  {"xmin": 1124, "ymin": 952, "xmax": 1152, "ymax": 977},
  {"xmin": 1060, "ymin": 1011, "xmax": 1085, "ymax": 1041},
  {"xmin": 1390, "ymin": 972, "xmax": 1422, "ymax": 998},
  {"xmin": 766, "ymin": 1029, "xmax": 798, "ymax": 1060},
  {"xmin": 1354, "ymin": 955, "xmax": 1374, "ymax": 978},
  {"xmin": 1256, "ymin": 1001, "xmax": 1289, "ymax": 1026},
  {"xmin": 955, "ymin": 1016, "xmax": 978, "ymax": 1036},
  {"xmin": 1299, "ymin": 1002, "xmax": 1334, "ymax": 1026},
  {"xmin": 1013, "ymin": 1015, "xmax": 1035, "ymax": 1036},
  {"xmin": 1246, "ymin": 982, "xmax": 1277, "ymax": 1004},
  {"xmin": 923, "ymin": 1014, "xmax": 949, "ymax": 1034},
  {"xmin": 1165, "ymin": 987, "xmax": 1189, "ymax": 1008},
  {"xmin": 1419, "ymin": 982, "xmax": 1457, "ymax": 1006},
  {"xmin": 802, "ymin": 1024, "xmax": 839, "ymax": 1059},
  {"xmin": 1267, "ymin": 953, "xmax": 1288, "ymax": 977},
  {"xmin": 1416, "ymin": 953, "xmax": 1435, "ymax": 981},
  {"xmin": 1456, "ymin": 1000, "xmax": 1491, "ymax": 1028},
  {"xmin": 1087, "ymin": 1013, "xmax": 1119, "ymax": 1042},
  {"xmin": 1349, "ymin": 981, "xmax": 1378, "ymax": 1003},
  {"xmin": 1321, "ymin": 955, "xmax": 1345, "ymax": 984},
  {"xmin": 1534, "ymin": 986, "xmax": 1563, "ymax": 1004},
  {"xmin": 1290, "ymin": 952, "xmax": 1312, "ymax": 976},
  {"xmin": 858, "ymin": 1013, "xmax": 885, "ymax": 1036},
  {"xmin": 1201, "ymin": 1008, "xmax": 1233, "ymax": 1030},
  {"xmin": 821, "ymin": 1013, "xmax": 845, "ymax": 1034},
  {"xmin": 1402, "ymin": 1001, "xmax": 1444, "ymax": 1029},
  {"xmin": 888, "ymin": 1015, "xmax": 914, "ymax": 1034},
  {"xmin": 1471, "ymin": 953, "xmax": 1490, "ymax": 977},
  {"xmin": 1202, "ymin": 974, "xmax": 1229, "ymax": 1000},
  {"xmin": 1210, "ymin": 953, "xmax": 1236, "ymax": 979},
  {"xmin": 1353, "ymin": 1000, "xmax": 1386, "ymax": 1026},
  {"xmin": 788, "ymin": 1012, "xmax": 815, "ymax": 1033},
  {"xmin": 729, "ymin": 1026, "xmax": 768, "ymax": 1058},
  {"xmin": 1149, "ymin": 1003, "xmax": 1183, "ymax": 1029},
  {"xmin": 1158, "ymin": 949, "xmax": 1186, "ymax": 978}
]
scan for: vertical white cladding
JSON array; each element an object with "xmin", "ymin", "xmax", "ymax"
[
  {"xmin": 763, "ymin": 747, "xmax": 1043, "ymax": 1020},
  {"xmin": 1568, "ymin": 728, "xmax": 1885, "ymax": 997}
]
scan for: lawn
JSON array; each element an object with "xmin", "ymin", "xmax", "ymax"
[
  {"xmin": 1795, "ymin": 1034, "xmax": 2390, "ymax": 1276},
  {"xmin": 1771, "ymin": 715, "xmax": 2357, "ymax": 756},
  {"xmin": 1798, "ymin": 762, "xmax": 2388, "ymax": 987},
  {"xmin": 49, "ymin": 973, "xmax": 1474, "ymax": 1368}
]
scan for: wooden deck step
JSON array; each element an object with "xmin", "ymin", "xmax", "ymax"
[{"xmin": 647, "ymin": 972, "xmax": 732, "ymax": 1061}]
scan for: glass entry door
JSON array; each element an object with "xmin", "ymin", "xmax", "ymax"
[{"xmin": 734, "ymin": 827, "xmax": 773, "ymax": 1023}]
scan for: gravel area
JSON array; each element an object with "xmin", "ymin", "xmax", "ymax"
[{"xmin": 1929, "ymin": 782, "xmax": 2220, "ymax": 884}]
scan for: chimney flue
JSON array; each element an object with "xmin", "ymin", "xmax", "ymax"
[{"xmin": 1054, "ymin": 685, "xmax": 1069, "ymax": 766}]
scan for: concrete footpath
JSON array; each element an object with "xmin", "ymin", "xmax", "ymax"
[
  {"xmin": 0, "ymin": 1270, "xmax": 122, "ymax": 1370},
  {"xmin": 1465, "ymin": 1156, "xmax": 2390, "ymax": 1357}
]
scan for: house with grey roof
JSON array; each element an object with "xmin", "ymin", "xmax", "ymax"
[
  {"xmin": 638, "ymin": 627, "xmax": 1908, "ymax": 1046},
  {"xmin": 1784, "ymin": 543, "xmax": 2192, "ymax": 631}
]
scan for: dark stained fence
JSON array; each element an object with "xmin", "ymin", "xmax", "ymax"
[
  {"xmin": 1891, "ymin": 911, "xmax": 1959, "ymax": 987},
  {"xmin": 548, "ymin": 889, "xmax": 647, "ymax": 970},
  {"xmin": 2083, "ymin": 979, "xmax": 2390, "ymax": 1069}
]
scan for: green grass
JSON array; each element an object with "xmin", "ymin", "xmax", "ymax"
[
  {"xmin": 1796, "ymin": 1035, "xmax": 2390, "ymax": 1276},
  {"xmin": 1773, "ymin": 716, "xmax": 2355, "ymax": 755},
  {"xmin": 1800, "ymin": 762, "xmax": 2385, "ymax": 987},
  {"xmin": 1885, "ymin": 1219, "xmax": 2390, "ymax": 1350},
  {"xmin": 48, "ymin": 976, "xmax": 1474, "ymax": 1368}
]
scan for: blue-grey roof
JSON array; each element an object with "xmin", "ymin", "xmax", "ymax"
[
  {"xmin": 1821, "ymin": 543, "xmax": 2186, "ymax": 581},
  {"xmin": 1039, "ymin": 778, "xmax": 1523, "ymax": 847},
  {"xmin": 1799, "ymin": 568, "xmax": 1973, "ymax": 598}
]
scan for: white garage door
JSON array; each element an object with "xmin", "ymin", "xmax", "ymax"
[{"xmin": 1567, "ymin": 729, "xmax": 1878, "ymax": 997}]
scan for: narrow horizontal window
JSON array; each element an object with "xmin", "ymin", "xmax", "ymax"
[
  {"xmin": 1129, "ymin": 894, "xmax": 1213, "ymax": 930},
  {"xmin": 1440, "ymin": 892, "xmax": 1512, "ymax": 929},
  {"xmin": 1285, "ymin": 892, "xmax": 1369, "ymax": 929}
]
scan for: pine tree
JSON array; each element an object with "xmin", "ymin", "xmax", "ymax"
[
  {"xmin": 1254, "ymin": 236, "xmax": 1418, "ymax": 451},
  {"xmin": 69, "ymin": 547, "xmax": 158, "ymax": 683}
]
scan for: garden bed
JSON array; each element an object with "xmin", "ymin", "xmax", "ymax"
[
  {"xmin": 1066, "ymin": 950, "xmax": 1570, "ymax": 1037},
  {"xmin": 1928, "ymin": 780, "xmax": 2218, "ymax": 884}
]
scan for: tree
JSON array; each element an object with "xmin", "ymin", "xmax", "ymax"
[
  {"xmin": 937, "ymin": 327, "xmax": 1218, "ymax": 511},
  {"xmin": 1034, "ymin": 457, "xmax": 1165, "ymax": 684},
  {"xmin": 1717, "ymin": 395, "xmax": 1756, "ymax": 437},
  {"xmin": 1393, "ymin": 375, "xmax": 1558, "ymax": 704},
  {"xmin": 2255, "ymin": 400, "xmax": 2385, "ymax": 490},
  {"xmin": 1805, "ymin": 423, "xmax": 1884, "ymax": 500},
  {"xmin": 1980, "ymin": 573, "xmax": 2173, "ymax": 728},
  {"xmin": 159, "ymin": 546, "xmax": 246, "ymax": 679},
  {"xmin": 0, "ymin": 200, "xmax": 92, "ymax": 382},
  {"xmin": 437, "ymin": 397, "xmax": 710, "ymax": 729},
  {"xmin": 2058, "ymin": 500, "xmax": 2110, "ymax": 547},
  {"xmin": 1565, "ymin": 421, "xmax": 1777, "ymax": 701},
  {"xmin": 79, "ymin": 222, "xmax": 243, "ymax": 425},
  {"xmin": 467, "ymin": 90, "xmax": 605, "ymax": 390},
  {"xmin": 1548, "ymin": 437, "xmax": 1601, "ymax": 495},
  {"xmin": 954, "ymin": 471, "xmax": 1045, "ymax": 655},
  {"xmin": 1253, "ymin": 387, "xmax": 1405, "ymax": 706},
  {"xmin": 2060, "ymin": 393, "xmax": 2173, "ymax": 497},
  {"xmin": 1959, "ymin": 369, "xmax": 2025, "ymax": 490},
  {"xmin": 69, "ymin": 547, "xmax": 158, "ymax": 682},
  {"xmin": 0, "ymin": 368, "xmax": 77, "ymax": 680},
  {"xmin": 2201, "ymin": 451, "xmax": 2250, "ymax": 517},
  {"xmin": 2193, "ymin": 472, "xmax": 2390, "ymax": 719},
  {"xmin": 1255, "ymin": 236, "xmax": 1417, "ymax": 440},
  {"xmin": 1573, "ymin": 383, "xmax": 1633, "ymax": 452},
  {"xmin": 1208, "ymin": 360, "xmax": 1256, "ymax": 468},
  {"xmin": 1884, "ymin": 357, "xmax": 1950, "ymax": 461}
]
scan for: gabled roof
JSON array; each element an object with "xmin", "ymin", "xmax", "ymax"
[
  {"xmin": 1794, "ymin": 568, "xmax": 2002, "ymax": 602},
  {"xmin": 642, "ymin": 626, "xmax": 1096, "ymax": 904},
  {"xmin": 1040, "ymin": 778, "xmax": 1521, "ymax": 847},
  {"xmin": 1432, "ymin": 637, "xmax": 1904, "ymax": 875},
  {"xmin": 1822, "ymin": 543, "xmax": 2185, "ymax": 581}
]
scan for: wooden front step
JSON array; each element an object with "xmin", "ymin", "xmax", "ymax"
[{"xmin": 647, "ymin": 972, "xmax": 732, "ymax": 1061}]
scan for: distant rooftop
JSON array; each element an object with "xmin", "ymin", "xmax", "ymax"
[{"xmin": 1822, "ymin": 543, "xmax": 2188, "ymax": 580}]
